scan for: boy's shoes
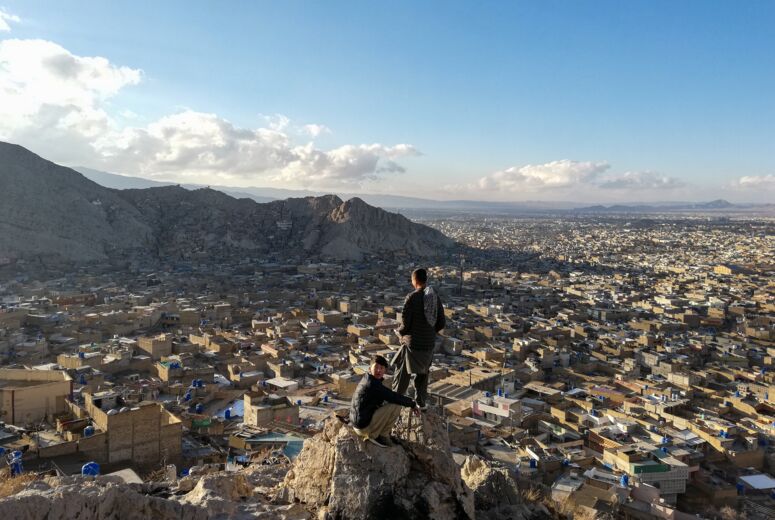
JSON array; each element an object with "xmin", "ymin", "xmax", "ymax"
[{"xmin": 367, "ymin": 436, "xmax": 390, "ymax": 448}]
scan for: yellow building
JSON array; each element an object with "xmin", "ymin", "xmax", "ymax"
[
  {"xmin": 137, "ymin": 333, "xmax": 173, "ymax": 359},
  {"xmin": 0, "ymin": 368, "xmax": 72, "ymax": 425}
]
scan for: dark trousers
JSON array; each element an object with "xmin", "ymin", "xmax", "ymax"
[{"xmin": 392, "ymin": 358, "xmax": 429, "ymax": 407}]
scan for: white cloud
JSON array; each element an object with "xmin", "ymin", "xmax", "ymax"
[
  {"xmin": 598, "ymin": 171, "xmax": 684, "ymax": 190},
  {"xmin": 0, "ymin": 39, "xmax": 141, "ymax": 141},
  {"xmin": 446, "ymin": 161, "xmax": 689, "ymax": 199},
  {"xmin": 0, "ymin": 38, "xmax": 418, "ymax": 187},
  {"xmin": 732, "ymin": 174, "xmax": 775, "ymax": 190},
  {"xmin": 0, "ymin": 8, "xmax": 20, "ymax": 32},
  {"xmin": 275, "ymin": 143, "xmax": 419, "ymax": 185},
  {"xmin": 473, "ymin": 160, "xmax": 610, "ymax": 192},
  {"xmin": 261, "ymin": 113, "xmax": 290, "ymax": 132},
  {"xmin": 95, "ymin": 114, "xmax": 418, "ymax": 186},
  {"xmin": 302, "ymin": 123, "xmax": 331, "ymax": 138}
]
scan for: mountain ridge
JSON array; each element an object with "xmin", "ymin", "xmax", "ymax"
[
  {"xmin": 74, "ymin": 166, "xmax": 773, "ymax": 215},
  {"xmin": 0, "ymin": 142, "xmax": 453, "ymax": 264}
]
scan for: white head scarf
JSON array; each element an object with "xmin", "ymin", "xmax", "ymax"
[{"xmin": 423, "ymin": 286, "xmax": 438, "ymax": 327}]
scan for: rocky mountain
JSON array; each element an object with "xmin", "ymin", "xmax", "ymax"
[{"xmin": 0, "ymin": 142, "xmax": 453, "ymax": 263}]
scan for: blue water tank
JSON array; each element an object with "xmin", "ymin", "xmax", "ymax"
[
  {"xmin": 529, "ymin": 459, "xmax": 537, "ymax": 469},
  {"xmin": 497, "ymin": 388, "xmax": 503, "ymax": 397},
  {"xmin": 485, "ymin": 392, "xmax": 491, "ymax": 398},
  {"xmin": 10, "ymin": 451, "xmax": 23, "ymax": 476},
  {"xmin": 79, "ymin": 375, "xmax": 87, "ymax": 385},
  {"xmin": 78, "ymin": 352, "xmax": 85, "ymax": 359},
  {"xmin": 184, "ymin": 392, "xmax": 192, "ymax": 402},
  {"xmin": 296, "ymin": 399, "xmax": 302, "ymax": 406},
  {"xmin": 82, "ymin": 462, "xmax": 100, "ymax": 476},
  {"xmin": 180, "ymin": 468, "xmax": 190, "ymax": 477},
  {"xmin": 661, "ymin": 447, "xmax": 668, "ymax": 453},
  {"xmin": 661, "ymin": 436, "xmax": 669, "ymax": 444},
  {"xmin": 323, "ymin": 395, "xmax": 329, "ymax": 403},
  {"xmin": 83, "ymin": 426, "xmax": 94, "ymax": 437},
  {"xmin": 195, "ymin": 403, "xmax": 204, "ymax": 414},
  {"xmin": 620, "ymin": 474, "xmax": 629, "ymax": 487},
  {"xmin": 225, "ymin": 408, "xmax": 232, "ymax": 420},
  {"xmin": 562, "ymin": 459, "xmax": 570, "ymax": 467},
  {"xmin": 735, "ymin": 390, "xmax": 741, "ymax": 398}
]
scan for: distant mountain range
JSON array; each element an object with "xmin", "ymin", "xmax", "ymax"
[
  {"xmin": 74, "ymin": 167, "xmax": 773, "ymax": 216},
  {"xmin": 573, "ymin": 199, "xmax": 774, "ymax": 213},
  {"xmin": 0, "ymin": 142, "xmax": 453, "ymax": 264}
]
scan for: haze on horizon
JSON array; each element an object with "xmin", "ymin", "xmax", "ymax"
[{"xmin": 0, "ymin": 1, "xmax": 773, "ymax": 204}]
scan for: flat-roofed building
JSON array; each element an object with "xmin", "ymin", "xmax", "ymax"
[
  {"xmin": 137, "ymin": 333, "xmax": 173, "ymax": 359},
  {"xmin": 0, "ymin": 368, "xmax": 72, "ymax": 425}
]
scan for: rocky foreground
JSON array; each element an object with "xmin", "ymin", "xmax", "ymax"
[{"xmin": 0, "ymin": 411, "xmax": 547, "ymax": 519}]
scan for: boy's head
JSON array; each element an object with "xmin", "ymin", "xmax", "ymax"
[
  {"xmin": 411, "ymin": 268, "xmax": 427, "ymax": 289},
  {"xmin": 370, "ymin": 354, "xmax": 389, "ymax": 379}
]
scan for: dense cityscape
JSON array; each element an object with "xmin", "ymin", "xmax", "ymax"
[{"xmin": 0, "ymin": 212, "xmax": 772, "ymax": 518}]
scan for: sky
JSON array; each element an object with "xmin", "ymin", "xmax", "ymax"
[{"xmin": 1, "ymin": 1, "xmax": 774, "ymax": 203}]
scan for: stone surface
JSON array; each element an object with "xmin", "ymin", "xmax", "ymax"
[
  {"xmin": 283, "ymin": 411, "xmax": 475, "ymax": 520},
  {"xmin": 0, "ymin": 413, "xmax": 545, "ymax": 520},
  {"xmin": 461, "ymin": 455, "xmax": 543, "ymax": 520},
  {"xmin": 0, "ymin": 465, "xmax": 308, "ymax": 520}
]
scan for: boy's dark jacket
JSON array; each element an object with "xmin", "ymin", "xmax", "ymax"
[{"xmin": 350, "ymin": 373, "xmax": 415, "ymax": 428}]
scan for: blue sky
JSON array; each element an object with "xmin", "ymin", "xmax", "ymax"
[{"xmin": 1, "ymin": 1, "xmax": 773, "ymax": 202}]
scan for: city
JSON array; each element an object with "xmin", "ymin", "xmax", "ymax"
[
  {"xmin": 1, "ymin": 212, "xmax": 772, "ymax": 518},
  {"xmin": 1, "ymin": 1, "xmax": 775, "ymax": 518}
]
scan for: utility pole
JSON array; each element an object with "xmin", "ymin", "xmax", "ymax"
[{"xmin": 458, "ymin": 254, "xmax": 465, "ymax": 296}]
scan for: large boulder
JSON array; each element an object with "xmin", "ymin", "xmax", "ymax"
[
  {"xmin": 461, "ymin": 456, "xmax": 549, "ymax": 520},
  {"xmin": 282, "ymin": 411, "xmax": 475, "ymax": 520},
  {"xmin": 0, "ymin": 469, "xmax": 309, "ymax": 520}
]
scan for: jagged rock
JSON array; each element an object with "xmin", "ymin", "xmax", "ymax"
[
  {"xmin": 0, "ymin": 470, "xmax": 309, "ymax": 520},
  {"xmin": 460, "ymin": 456, "xmax": 536, "ymax": 520},
  {"xmin": 282, "ymin": 411, "xmax": 475, "ymax": 520},
  {"xmin": 179, "ymin": 472, "xmax": 253, "ymax": 516},
  {"xmin": 461, "ymin": 456, "xmax": 519, "ymax": 509},
  {"xmin": 0, "ymin": 477, "xmax": 208, "ymax": 520}
]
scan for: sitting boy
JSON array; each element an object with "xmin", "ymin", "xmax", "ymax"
[{"xmin": 349, "ymin": 354, "xmax": 420, "ymax": 447}]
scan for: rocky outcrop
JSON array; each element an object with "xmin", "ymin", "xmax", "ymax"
[
  {"xmin": 0, "ymin": 141, "xmax": 453, "ymax": 263},
  {"xmin": 0, "ymin": 412, "xmax": 544, "ymax": 520},
  {"xmin": 282, "ymin": 411, "xmax": 475, "ymax": 520},
  {"xmin": 461, "ymin": 456, "xmax": 539, "ymax": 520},
  {"xmin": 0, "ymin": 464, "xmax": 308, "ymax": 520}
]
